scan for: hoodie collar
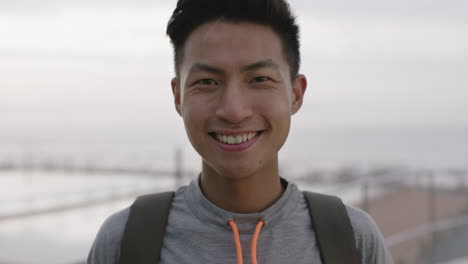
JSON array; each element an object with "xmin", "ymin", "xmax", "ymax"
[{"xmin": 184, "ymin": 176, "xmax": 302, "ymax": 232}]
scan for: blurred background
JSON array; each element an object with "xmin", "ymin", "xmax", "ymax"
[{"xmin": 1, "ymin": 0, "xmax": 467, "ymax": 263}]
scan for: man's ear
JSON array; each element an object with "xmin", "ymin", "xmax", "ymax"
[
  {"xmin": 291, "ymin": 74, "xmax": 307, "ymax": 115},
  {"xmin": 171, "ymin": 77, "xmax": 182, "ymax": 116}
]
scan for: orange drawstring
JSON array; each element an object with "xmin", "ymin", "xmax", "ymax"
[
  {"xmin": 251, "ymin": 220, "xmax": 264, "ymax": 264},
  {"xmin": 228, "ymin": 219, "xmax": 265, "ymax": 264},
  {"xmin": 228, "ymin": 220, "xmax": 243, "ymax": 264}
]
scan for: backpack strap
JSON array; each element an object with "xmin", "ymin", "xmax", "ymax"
[
  {"xmin": 303, "ymin": 191, "xmax": 360, "ymax": 264},
  {"xmin": 120, "ymin": 191, "xmax": 175, "ymax": 264}
]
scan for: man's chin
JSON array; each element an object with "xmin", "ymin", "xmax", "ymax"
[{"xmin": 202, "ymin": 161, "xmax": 260, "ymax": 181}]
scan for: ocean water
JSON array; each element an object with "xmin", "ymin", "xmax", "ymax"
[
  {"xmin": 282, "ymin": 125, "xmax": 468, "ymax": 171},
  {"xmin": 1, "ymin": 125, "xmax": 467, "ymax": 171},
  {"xmin": 0, "ymin": 172, "xmax": 175, "ymax": 264}
]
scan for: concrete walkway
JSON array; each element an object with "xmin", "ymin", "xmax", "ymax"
[{"xmin": 357, "ymin": 186, "xmax": 468, "ymax": 263}]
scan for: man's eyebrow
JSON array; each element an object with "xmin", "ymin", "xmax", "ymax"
[
  {"xmin": 188, "ymin": 63, "xmax": 225, "ymax": 76},
  {"xmin": 188, "ymin": 59, "xmax": 279, "ymax": 76},
  {"xmin": 241, "ymin": 59, "xmax": 280, "ymax": 72}
]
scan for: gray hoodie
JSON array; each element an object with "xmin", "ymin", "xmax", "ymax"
[{"xmin": 88, "ymin": 178, "xmax": 393, "ymax": 263}]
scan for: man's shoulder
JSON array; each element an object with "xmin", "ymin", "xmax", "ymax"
[
  {"xmin": 345, "ymin": 205, "xmax": 381, "ymax": 237},
  {"xmin": 97, "ymin": 207, "xmax": 131, "ymax": 241},
  {"xmin": 87, "ymin": 207, "xmax": 130, "ymax": 264},
  {"xmin": 344, "ymin": 205, "xmax": 393, "ymax": 263}
]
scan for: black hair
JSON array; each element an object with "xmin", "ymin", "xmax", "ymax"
[{"xmin": 166, "ymin": 0, "xmax": 301, "ymax": 81}]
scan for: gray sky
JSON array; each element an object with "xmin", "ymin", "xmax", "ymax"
[{"xmin": 1, "ymin": 0, "xmax": 467, "ymax": 133}]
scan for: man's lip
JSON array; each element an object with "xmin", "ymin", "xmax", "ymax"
[
  {"xmin": 210, "ymin": 130, "xmax": 263, "ymax": 152},
  {"xmin": 208, "ymin": 130, "xmax": 264, "ymax": 136}
]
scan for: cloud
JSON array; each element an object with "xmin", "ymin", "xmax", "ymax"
[
  {"xmin": 0, "ymin": 0, "xmax": 173, "ymax": 14},
  {"xmin": 299, "ymin": 17, "xmax": 468, "ymax": 60},
  {"xmin": 2, "ymin": 0, "xmax": 467, "ymax": 22},
  {"xmin": 290, "ymin": 0, "xmax": 468, "ymax": 21},
  {"xmin": 0, "ymin": 6, "xmax": 173, "ymax": 55}
]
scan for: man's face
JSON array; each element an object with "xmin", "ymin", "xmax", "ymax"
[{"xmin": 172, "ymin": 21, "xmax": 306, "ymax": 179}]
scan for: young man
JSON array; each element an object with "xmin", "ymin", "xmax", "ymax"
[{"xmin": 88, "ymin": 0, "xmax": 393, "ymax": 263}]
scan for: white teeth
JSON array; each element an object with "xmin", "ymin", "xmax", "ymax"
[{"xmin": 214, "ymin": 132, "xmax": 259, "ymax": 145}]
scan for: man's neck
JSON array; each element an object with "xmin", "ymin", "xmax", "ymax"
[{"xmin": 199, "ymin": 161, "xmax": 285, "ymax": 214}]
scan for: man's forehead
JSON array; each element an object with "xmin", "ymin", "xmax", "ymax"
[
  {"xmin": 180, "ymin": 21, "xmax": 287, "ymax": 75},
  {"xmin": 191, "ymin": 20, "xmax": 278, "ymax": 38}
]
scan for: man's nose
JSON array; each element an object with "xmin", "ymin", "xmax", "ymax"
[{"xmin": 215, "ymin": 84, "xmax": 253, "ymax": 124}]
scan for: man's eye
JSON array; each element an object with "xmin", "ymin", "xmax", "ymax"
[
  {"xmin": 197, "ymin": 79, "xmax": 217, "ymax": 85},
  {"xmin": 250, "ymin": 76, "xmax": 271, "ymax": 83}
]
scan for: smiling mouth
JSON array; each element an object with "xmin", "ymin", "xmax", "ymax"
[{"xmin": 209, "ymin": 131, "xmax": 264, "ymax": 145}]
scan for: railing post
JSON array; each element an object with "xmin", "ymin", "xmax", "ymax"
[
  {"xmin": 427, "ymin": 170, "xmax": 436, "ymax": 264},
  {"xmin": 362, "ymin": 175, "xmax": 370, "ymax": 213},
  {"xmin": 174, "ymin": 147, "xmax": 183, "ymax": 189}
]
